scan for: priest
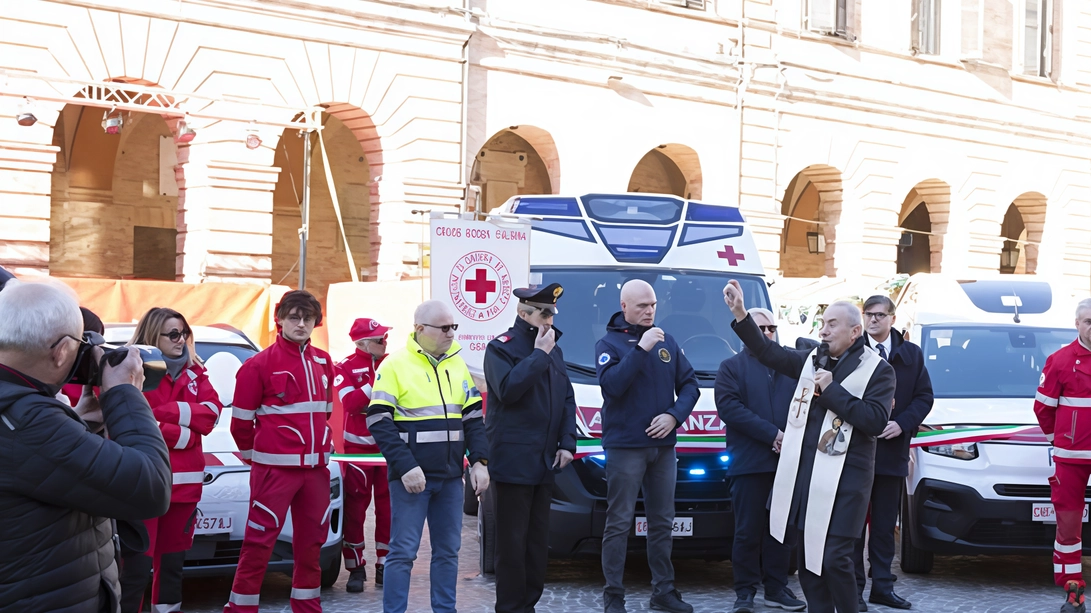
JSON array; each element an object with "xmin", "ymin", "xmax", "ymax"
[{"xmin": 722, "ymin": 281, "xmax": 895, "ymax": 613}]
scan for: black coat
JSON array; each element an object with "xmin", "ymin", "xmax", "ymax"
[
  {"xmin": 0, "ymin": 370, "xmax": 171, "ymax": 613},
  {"xmin": 731, "ymin": 315, "xmax": 896, "ymax": 538},
  {"xmin": 715, "ymin": 348, "xmax": 798, "ymax": 476},
  {"xmin": 483, "ymin": 317, "xmax": 578, "ymax": 485},
  {"xmin": 866, "ymin": 329, "xmax": 934, "ymax": 477}
]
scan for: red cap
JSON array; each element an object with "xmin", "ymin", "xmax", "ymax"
[{"xmin": 349, "ymin": 318, "xmax": 392, "ymax": 342}]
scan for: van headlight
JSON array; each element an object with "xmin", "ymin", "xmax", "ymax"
[
  {"xmin": 330, "ymin": 477, "xmax": 341, "ymax": 500},
  {"xmin": 923, "ymin": 442, "xmax": 978, "ymax": 460}
]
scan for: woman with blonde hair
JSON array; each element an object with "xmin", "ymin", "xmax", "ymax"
[{"xmin": 119, "ymin": 307, "xmax": 223, "ymax": 613}]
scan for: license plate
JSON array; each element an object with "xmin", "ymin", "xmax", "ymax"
[
  {"xmin": 1032, "ymin": 503, "xmax": 1089, "ymax": 523},
  {"xmin": 193, "ymin": 512, "xmax": 233, "ymax": 534},
  {"xmin": 635, "ymin": 517, "xmax": 693, "ymax": 537}
]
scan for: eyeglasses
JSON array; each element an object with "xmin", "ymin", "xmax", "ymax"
[
  {"xmin": 863, "ymin": 312, "xmax": 891, "ymax": 320},
  {"xmin": 285, "ymin": 314, "xmax": 317, "ymax": 325},
  {"xmin": 50, "ymin": 330, "xmax": 103, "ymax": 350},
  {"xmin": 535, "ymin": 307, "xmax": 555, "ymax": 318},
  {"xmin": 758, "ymin": 325, "xmax": 778, "ymax": 333},
  {"xmin": 160, "ymin": 329, "xmax": 190, "ymax": 343},
  {"xmin": 421, "ymin": 323, "xmax": 459, "ymax": 333},
  {"xmin": 50, "ymin": 334, "xmax": 85, "ymax": 350}
]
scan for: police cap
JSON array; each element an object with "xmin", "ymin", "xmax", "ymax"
[{"xmin": 513, "ymin": 283, "xmax": 563, "ymax": 314}]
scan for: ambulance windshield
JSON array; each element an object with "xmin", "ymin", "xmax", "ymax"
[
  {"xmin": 922, "ymin": 325, "xmax": 1073, "ymax": 398},
  {"xmin": 536, "ymin": 268, "xmax": 770, "ymax": 381}
]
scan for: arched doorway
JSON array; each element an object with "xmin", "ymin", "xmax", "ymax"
[
  {"xmin": 897, "ymin": 203, "xmax": 932, "ymax": 275},
  {"xmin": 49, "ymin": 90, "xmax": 179, "ymax": 279},
  {"xmin": 896, "ymin": 179, "xmax": 950, "ymax": 275},
  {"xmin": 626, "ymin": 144, "xmax": 702, "ymax": 199},
  {"xmin": 271, "ymin": 113, "xmax": 372, "ymax": 298},
  {"xmin": 470, "ymin": 126, "xmax": 557, "ymax": 213},
  {"xmin": 999, "ymin": 192, "xmax": 1047, "ymax": 274},
  {"xmin": 780, "ymin": 165, "xmax": 843, "ymax": 278}
]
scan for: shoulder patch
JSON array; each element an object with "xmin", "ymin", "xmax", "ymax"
[
  {"xmin": 334, "ymin": 374, "xmax": 344, "ymax": 387},
  {"xmin": 497, "ymin": 335, "xmax": 510, "ymax": 343},
  {"xmin": 598, "ymin": 352, "xmax": 611, "ymax": 366},
  {"xmin": 1040, "ymin": 372, "xmax": 1046, "ymax": 386}
]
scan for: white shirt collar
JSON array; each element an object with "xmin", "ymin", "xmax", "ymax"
[{"xmin": 868, "ymin": 333, "xmax": 892, "ymax": 356}]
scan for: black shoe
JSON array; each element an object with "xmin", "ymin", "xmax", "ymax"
[
  {"xmin": 763, "ymin": 587, "xmax": 806, "ymax": 611},
  {"xmin": 346, "ymin": 567, "xmax": 366, "ymax": 593},
  {"xmin": 375, "ymin": 563, "xmax": 384, "ymax": 586},
  {"xmin": 732, "ymin": 594, "xmax": 756, "ymax": 613},
  {"xmin": 1062, "ymin": 580, "xmax": 1087, "ymax": 613},
  {"xmin": 604, "ymin": 591, "xmax": 627, "ymax": 613},
  {"xmin": 869, "ymin": 590, "xmax": 912, "ymax": 610},
  {"xmin": 650, "ymin": 589, "xmax": 694, "ymax": 613},
  {"xmin": 858, "ymin": 596, "xmax": 868, "ymax": 612}
]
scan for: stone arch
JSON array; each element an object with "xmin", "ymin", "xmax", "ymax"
[
  {"xmin": 779, "ymin": 165, "xmax": 843, "ymax": 278},
  {"xmin": 271, "ymin": 107, "xmax": 376, "ymax": 298},
  {"xmin": 626, "ymin": 144, "xmax": 702, "ymax": 200},
  {"xmin": 998, "ymin": 192, "xmax": 1047, "ymax": 274},
  {"xmin": 471, "ymin": 126, "xmax": 557, "ymax": 213},
  {"xmin": 897, "ymin": 179, "xmax": 951, "ymax": 274},
  {"xmin": 48, "ymin": 79, "xmax": 180, "ymax": 279}
]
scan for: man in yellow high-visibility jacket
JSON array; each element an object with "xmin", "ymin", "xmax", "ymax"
[{"xmin": 367, "ymin": 299, "xmax": 490, "ymax": 613}]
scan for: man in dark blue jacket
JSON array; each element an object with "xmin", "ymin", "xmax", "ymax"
[
  {"xmin": 715, "ymin": 307, "xmax": 806, "ymax": 613},
  {"xmin": 483, "ymin": 283, "xmax": 578, "ymax": 613},
  {"xmin": 596, "ymin": 279, "xmax": 699, "ymax": 613},
  {"xmin": 853, "ymin": 295, "xmax": 933, "ymax": 611}
]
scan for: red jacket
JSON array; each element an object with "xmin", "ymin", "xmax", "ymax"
[
  {"xmin": 334, "ymin": 349, "xmax": 385, "ymax": 454},
  {"xmin": 1034, "ymin": 339, "xmax": 1091, "ymax": 463},
  {"xmin": 143, "ymin": 363, "xmax": 222, "ymax": 503},
  {"xmin": 232, "ymin": 335, "xmax": 335, "ymax": 468}
]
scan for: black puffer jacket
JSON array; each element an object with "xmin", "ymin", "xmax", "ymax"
[{"xmin": 0, "ymin": 369, "xmax": 171, "ymax": 613}]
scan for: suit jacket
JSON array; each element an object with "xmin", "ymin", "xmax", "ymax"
[
  {"xmin": 715, "ymin": 348, "xmax": 798, "ymax": 476},
  {"xmin": 483, "ymin": 317, "xmax": 578, "ymax": 485},
  {"xmin": 867, "ymin": 329, "xmax": 934, "ymax": 476},
  {"xmin": 731, "ymin": 314, "xmax": 896, "ymax": 538}
]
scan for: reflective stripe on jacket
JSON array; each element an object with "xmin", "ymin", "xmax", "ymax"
[
  {"xmin": 335, "ymin": 349, "xmax": 384, "ymax": 454},
  {"xmin": 1035, "ymin": 339, "xmax": 1091, "ymax": 463}
]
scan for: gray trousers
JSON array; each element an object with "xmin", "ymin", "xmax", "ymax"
[{"xmin": 601, "ymin": 446, "xmax": 677, "ymax": 597}]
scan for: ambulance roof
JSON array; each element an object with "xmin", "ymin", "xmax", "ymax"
[
  {"xmin": 496, "ymin": 193, "xmax": 765, "ymax": 277},
  {"xmin": 895, "ymin": 273, "xmax": 1077, "ymax": 328}
]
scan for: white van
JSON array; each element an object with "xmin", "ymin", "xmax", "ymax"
[{"xmin": 893, "ymin": 274, "xmax": 1079, "ymax": 573}]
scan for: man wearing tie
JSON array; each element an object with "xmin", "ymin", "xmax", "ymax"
[{"xmin": 853, "ymin": 295, "xmax": 934, "ymax": 611}]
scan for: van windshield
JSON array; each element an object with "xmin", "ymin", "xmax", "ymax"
[
  {"xmin": 921, "ymin": 325, "xmax": 1074, "ymax": 398},
  {"xmin": 535, "ymin": 268, "xmax": 770, "ymax": 381}
]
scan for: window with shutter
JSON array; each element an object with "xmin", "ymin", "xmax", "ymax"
[
  {"xmin": 914, "ymin": 0, "xmax": 941, "ymax": 55},
  {"xmin": 1023, "ymin": 0, "xmax": 1053, "ymax": 77},
  {"xmin": 808, "ymin": 0, "xmax": 851, "ymax": 38}
]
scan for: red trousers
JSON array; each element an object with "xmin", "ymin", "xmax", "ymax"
[
  {"xmin": 342, "ymin": 462, "xmax": 391, "ymax": 569},
  {"xmin": 1051, "ymin": 460, "xmax": 1090, "ymax": 587},
  {"xmin": 225, "ymin": 464, "xmax": 331, "ymax": 613}
]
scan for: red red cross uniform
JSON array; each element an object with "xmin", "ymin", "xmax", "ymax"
[
  {"xmin": 225, "ymin": 335, "xmax": 335, "ymax": 613},
  {"xmin": 1034, "ymin": 339, "xmax": 1091, "ymax": 587},
  {"xmin": 334, "ymin": 349, "xmax": 391, "ymax": 571}
]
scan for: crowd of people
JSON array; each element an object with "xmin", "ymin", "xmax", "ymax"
[{"xmin": 1, "ymin": 263, "xmax": 1090, "ymax": 613}]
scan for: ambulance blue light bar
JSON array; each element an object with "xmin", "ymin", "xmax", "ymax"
[
  {"xmin": 511, "ymin": 196, "xmax": 581, "ymax": 217},
  {"xmin": 686, "ymin": 202, "xmax": 745, "ymax": 223}
]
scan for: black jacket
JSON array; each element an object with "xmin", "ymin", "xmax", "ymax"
[
  {"xmin": 715, "ymin": 348, "xmax": 798, "ymax": 476},
  {"xmin": 731, "ymin": 315, "xmax": 896, "ymax": 538},
  {"xmin": 595, "ymin": 312, "xmax": 699, "ymax": 450},
  {"xmin": 0, "ymin": 368, "xmax": 172, "ymax": 613},
  {"xmin": 483, "ymin": 318, "xmax": 578, "ymax": 485},
  {"xmin": 866, "ymin": 329, "xmax": 934, "ymax": 476}
]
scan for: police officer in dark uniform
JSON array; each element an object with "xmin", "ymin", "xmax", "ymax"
[{"xmin": 483, "ymin": 283, "xmax": 578, "ymax": 613}]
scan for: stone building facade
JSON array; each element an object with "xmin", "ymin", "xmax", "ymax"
[{"xmin": 1, "ymin": 0, "xmax": 1089, "ymax": 299}]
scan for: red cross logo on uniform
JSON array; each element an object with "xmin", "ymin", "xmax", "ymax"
[
  {"xmin": 464, "ymin": 268, "xmax": 497, "ymax": 304},
  {"xmin": 717, "ymin": 245, "xmax": 746, "ymax": 266}
]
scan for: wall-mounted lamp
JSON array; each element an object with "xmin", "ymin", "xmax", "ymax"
[
  {"xmin": 175, "ymin": 116, "xmax": 196, "ymax": 144},
  {"xmin": 16, "ymin": 97, "xmax": 37, "ymax": 126},
  {"xmin": 806, "ymin": 232, "xmax": 826, "ymax": 254},
  {"xmin": 1000, "ymin": 245, "xmax": 1020, "ymax": 270},
  {"xmin": 102, "ymin": 107, "xmax": 123, "ymax": 135}
]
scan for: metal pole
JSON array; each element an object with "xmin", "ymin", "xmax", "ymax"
[{"xmin": 299, "ymin": 127, "xmax": 312, "ymax": 290}]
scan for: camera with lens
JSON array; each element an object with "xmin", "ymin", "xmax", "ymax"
[{"xmin": 69, "ymin": 331, "xmax": 167, "ymax": 392}]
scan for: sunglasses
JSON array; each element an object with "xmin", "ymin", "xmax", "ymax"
[
  {"xmin": 421, "ymin": 323, "xmax": 459, "ymax": 333},
  {"xmin": 160, "ymin": 329, "xmax": 190, "ymax": 343},
  {"xmin": 759, "ymin": 325, "xmax": 778, "ymax": 333},
  {"xmin": 362, "ymin": 335, "xmax": 389, "ymax": 344}
]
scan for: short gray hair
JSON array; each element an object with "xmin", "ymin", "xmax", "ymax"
[
  {"xmin": 0, "ymin": 282, "xmax": 82, "ymax": 353},
  {"xmin": 826, "ymin": 301, "xmax": 863, "ymax": 328},
  {"xmin": 748, "ymin": 307, "xmax": 775, "ymax": 323},
  {"xmin": 414, "ymin": 300, "xmax": 451, "ymax": 325},
  {"xmin": 1077, "ymin": 298, "xmax": 1091, "ymax": 318}
]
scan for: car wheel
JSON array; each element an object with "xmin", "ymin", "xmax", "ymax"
[
  {"xmin": 464, "ymin": 466, "xmax": 479, "ymax": 516},
  {"xmin": 899, "ymin": 487, "xmax": 934, "ymax": 574},
  {"xmin": 478, "ymin": 484, "xmax": 496, "ymax": 575},
  {"xmin": 321, "ymin": 552, "xmax": 342, "ymax": 588}
]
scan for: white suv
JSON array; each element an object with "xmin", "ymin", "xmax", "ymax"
[
  {"xmin": 893, "ymin": 275, "xmax": 1078, "ymax": 573},
  {"xmin": 104, "ymin": 324, "xmax": 345, "ymax": 586}
]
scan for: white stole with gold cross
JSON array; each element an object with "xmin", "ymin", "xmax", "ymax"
[{"xmin": 769, "ymin": 345, "xmax": 882, "ymax": 575}]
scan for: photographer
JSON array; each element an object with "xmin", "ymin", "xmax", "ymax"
[{"xmin": 0, "ymin": 282, "xmax": 171, "ymax": 613}]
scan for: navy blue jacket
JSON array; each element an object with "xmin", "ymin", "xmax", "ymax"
[
  {"xmin": 595, "ymin": 312, "xmax": 699, "ymax": 449},
  {"xmin": 867, "ymin": 329, "xmax": 934, "ymax": 476},
  {"xmin": 715, "ymin": 348, "xmax": 798, "ymax": 476},
  {"xmin": 483, "ymin": 317, "xmax": 578, "ymax": 485}
]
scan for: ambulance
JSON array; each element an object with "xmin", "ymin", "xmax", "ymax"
[
  {"xmin": 893, "ymin": 274, "xmax": 1079, "ymax": 573},
  {"xmin": 475, "ymin": 193, "xmax": 773, "ymax": 572}
]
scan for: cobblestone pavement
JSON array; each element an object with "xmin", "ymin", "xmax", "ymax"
[{"xmin": 180, "ymin": 515, "xmax": 1065, "ymax": 613}]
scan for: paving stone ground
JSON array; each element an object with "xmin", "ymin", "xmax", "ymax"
[{"xmin": 180, "ymin": 515, "xmax": 1066, "ymax": 612}]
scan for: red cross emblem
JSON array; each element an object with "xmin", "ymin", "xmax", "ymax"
[
  {"xmin": 464, "ymin": 267, "xmax": 497, "ymax": 304},
  {"xmin": 717, "ymin": 245, "xmax": 746, "ymax": 266}
]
